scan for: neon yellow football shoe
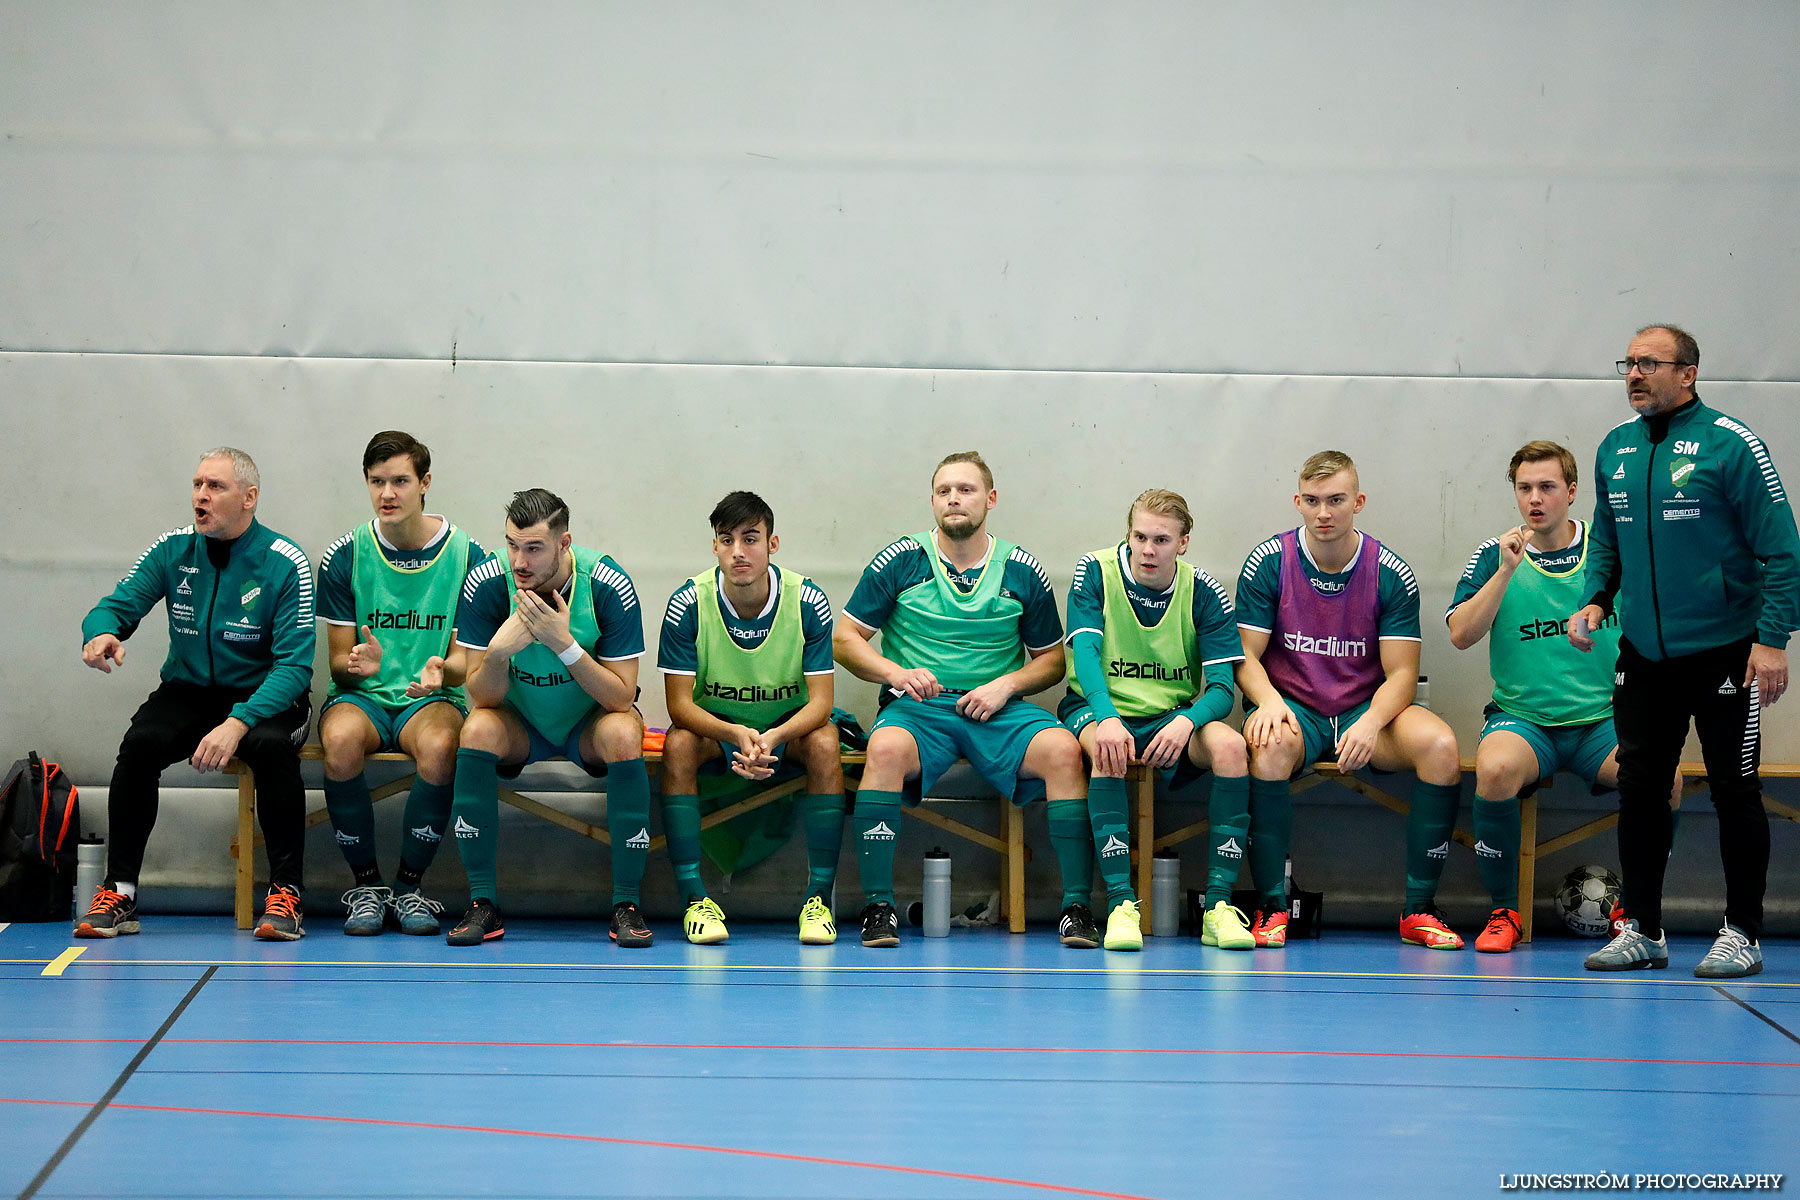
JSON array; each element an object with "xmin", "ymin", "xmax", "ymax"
[
  {"xmin": 798, "ymin": 895, "xmax": 837, "ymax": 945},
  {"xmin": 1103, "ymin": 899, "xmax": 1143, "ymax": 951},
  {"xmin": 682, "ymin": 896, "xmax": 729, "ymax": 945},
  {"xmin": 1202, "ymin": 901, "xmax": 1256, "ymax": 950}
]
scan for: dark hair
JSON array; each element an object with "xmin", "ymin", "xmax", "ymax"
[
  {"xmin": 710, "ymin": 490, "xmax": 775, "ymax": 537},
  {"xmin": 363, "ymin": 430, "xmax": 430, "ymax": 477},
  {"xmin": 506, "ymin": 488, "xmax": 570, "ymax": 536},
  {"xmin": 1508, "ymin": 440, "xmax": 1578, "ymax": 486},
  {"xmin": 1637, "ymin": 323, "xmax": 1699, "ymax": 369}
]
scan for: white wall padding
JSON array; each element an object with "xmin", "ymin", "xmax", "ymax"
[
  {"xmin": 4, "ymin": 3, "xmax": 1800, "ymax": 378},
  {"xmin": 8, "ymin": 351, "xmax": 1795, "ymax": 774}
]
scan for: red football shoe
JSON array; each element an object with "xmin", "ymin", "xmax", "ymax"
[
  {"xmin": 1251, "ymin": 905, "xmax": 1289, "ymax": 948},
  {"xmin": 1474, "ymin": 907, "xmax": 1522, "ymax": 953}
]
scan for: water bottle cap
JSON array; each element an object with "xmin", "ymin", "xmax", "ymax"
[{"xmin": 926, "ymin": 847, "xmax": 950, "ymax": 858}]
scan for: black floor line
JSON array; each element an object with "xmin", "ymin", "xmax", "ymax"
[
  {"xmin": 1713, "ymin": 984, "xmax": 1800, "ymax": 1047},
  {"xmin": 17, "ymin": 965, "xmax": 218, "ymax": 1200}
]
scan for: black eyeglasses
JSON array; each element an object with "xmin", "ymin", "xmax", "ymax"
[{"xmin": 1616, "ymin": 358, "xmax": 1691, "ymax": 376}]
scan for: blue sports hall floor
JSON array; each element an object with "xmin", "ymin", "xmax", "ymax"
[{"xmin": 2, "ymin": 917, "xmax": 1795, "ymax": 1199}]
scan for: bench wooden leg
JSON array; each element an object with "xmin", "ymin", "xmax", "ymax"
[
  {"xmin": 235, "ymin": 768, "xmax": 256, "ymax": 930},
  {"xmin": 1005, "ymin": 802, "xmax": 1025, "ymax": 934},
  {"xmin": 1518, "ymin": 794, "xmax": 1537, "ymax": 943}
]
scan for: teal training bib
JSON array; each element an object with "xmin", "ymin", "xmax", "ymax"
[
  {"xmin": 507, "ymin": 546, "xmax": 604, "ymax": 743},
  {"xmin": 1490, "ymin": 529, "xmax": 1619, "ymax": 726},
  {"xmin": 330, "ymin": 520, "xmax": 469, "ymax": 709},
  {"xmin": 879, "ymin": 532, "xmax": 1025, "ymax": 690}
]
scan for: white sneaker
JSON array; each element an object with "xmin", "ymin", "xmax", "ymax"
[{"xmin": 1694, "ymin": 923, "xmax": 1762, "ymax": 979}]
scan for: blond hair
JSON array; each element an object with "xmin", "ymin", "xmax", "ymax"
[
  {"xmin": 1299, "ymin": 450, "xmax": 1357, "ymax": 486},
  {"xmin": 1128, "ymin": 488, "xmax": 1193, "ymax": 537}
]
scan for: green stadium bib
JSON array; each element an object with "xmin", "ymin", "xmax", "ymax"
[
  {"xmin": 1065, "ymin": 545, "xmax": 1199, "ymax": 717},
  {"xmin": 880, "ymin": 532, "xmax": 1025, "ymax": 691},
  {"xmin": 330, "ymin": 520, "xmax": 469, "ymax": 709},
  {"xmin": 1490, "ymin": 534, "xmax": 1618, "ymax": 726},
  {"xmin": 506, "ymin": 546, "xmax": 604, "ymax": 743},
  {"xmin": 691, "ymin": 566, "xmax": 808, "ymax": 728}
]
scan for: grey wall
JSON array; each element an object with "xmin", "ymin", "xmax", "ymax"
[{"xmin": 4, "ymin": 4, "xmax": 1797, "ymax": 917}]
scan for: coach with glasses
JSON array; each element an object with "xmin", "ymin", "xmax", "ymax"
[{"xmin": 1570, "ymin": 325, "xmax": 1800, "ymax": 978}]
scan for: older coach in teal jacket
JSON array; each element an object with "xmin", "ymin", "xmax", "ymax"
[{"xmin": 76, "ymin": 447, "xmax": 315, "ymax": 941}]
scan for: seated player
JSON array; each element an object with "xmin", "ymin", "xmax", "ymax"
[
  {"xmin": 315, "ymin": 431, "xmax": 490, "ymax": 936},
  {"xmin": 834, "ymin": 451, "xmax": 1096, "ymax": 949},
  {"xmin": 1235, "ymin": 450, "xmax": 1464, "ymax": 949},
  {"xmin": 657, "ymin": 491, "xmax": 844, "ymax": 945},
  {"xmin": 1060, "ymin": 489, "xmax": 1249, "ymax": 951},
  {"xmin": 445, "ymin": 489, "xmax": 651, "ymax": 947},
  {"xmin": 77, "ymin": 447, "xmax": 314, "ymax": 940},
  {"xmin": 1447, "ymin": 440, "xmax": 1680, "ymax": 952}
]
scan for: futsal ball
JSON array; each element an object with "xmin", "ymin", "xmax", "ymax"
[{"xmin": 1554, "ymin": 865, "xmax": 1622, "ymax": 937}]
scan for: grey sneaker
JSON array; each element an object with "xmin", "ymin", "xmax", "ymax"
[
  {"xmin": 74, "ymin": 886, "xmax": 140, "ymax": 938},
  {"xmin": 341, "ymin": 885, "xmax": 392, "ymax": 936},
  {"xmin": 254, "ymin": 884, "xmax": 306, "ymax": 941},
  {"xmin": 1694, "ymin": 923, "xmax": 1763, "ymax": 979},
  {"xmin": 391, "ymin": 889, "xmax": 445, "ymax": 936},
  {"xmin": 1583, "ymin": 918, "xmax": 1668, "ymax": 971}
]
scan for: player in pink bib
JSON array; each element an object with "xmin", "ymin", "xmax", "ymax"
[{"xmin": 1234, "ymin": 450, "xmax": 1466, "ymax": 949}]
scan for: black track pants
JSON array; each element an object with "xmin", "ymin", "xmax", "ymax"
[{"xmin": 1613, "ymin": 637, "xmax": 1766, "ymax": 940}]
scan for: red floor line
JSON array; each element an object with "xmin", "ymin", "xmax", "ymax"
[
  {"xmin": 3, "ymin": 1038, "xmax": 1793, "ymax": 1068},
  {"xmin": 0, "ymin": 1096, "xmax": 1157, "ymax": 1200}
]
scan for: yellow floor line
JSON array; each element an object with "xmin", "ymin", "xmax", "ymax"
[
  {"xmin": 3, "ymin": 954, "xmax": 1793, "ymax": 987},
  {"xmin": 40, "ymin": 947, "xmax": 85, "ymax": 977}
]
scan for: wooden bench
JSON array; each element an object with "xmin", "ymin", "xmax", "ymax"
[
  {"xmin": 225, "ymin": 746, "xmax": 1039, "ymax": 932},
  {"xmin": 1133, "ymin": 758, "xmax": 1800, "ymax": 943},
  {"xmin": 227, "ymin": 748, "xmax": 1800, "ymax": 940},
  {"xmin": 1124, "ymin": 759, "xmax": 1467, "ymax": 937}
]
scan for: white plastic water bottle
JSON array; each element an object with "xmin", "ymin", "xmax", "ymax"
[
  {"xmin": 1415, "ymin": 674, "xmax": 1431, "ymax": 710},
  {"xmin": 922, "ymin": 848, "xmax": 951, "ymax": 937},
  {"xmin": 1152, "ymin": 851, "xmax": 1181, "ymax": 937},
  {"xmin": 74, "ymin": 837, "xmax": 105, "ymax": 912}
]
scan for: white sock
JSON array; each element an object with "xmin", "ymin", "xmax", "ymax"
[{"xmin": 115, "ymin": 881, "xmax": 137, "ymax": 900}]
